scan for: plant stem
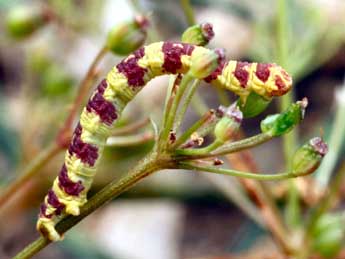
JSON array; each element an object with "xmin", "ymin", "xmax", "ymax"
[
  {"xmin": 276, "ymin": 0, "xmax": 300, "ymax": 229},
  {"xmin": 174, "ymin": 79, "xmax": 201, "ymax": 131},
  {"xmin": 106, "ymin": 131, "xmax": 154, "ymax": 147},
  {"xmin": 180, "ymin": 162, "xmax": 299, "ymax": 181},
  {"xmin": 173, "ymin": 108, "xmax": 214, "ymax": 148},
  {"xmin": 176, "ymin": 140, "xmax": 223, "ymax": 156},
  {"xmin": 180, "ymin": 0, "xmax": 196, "ymax": 26},
  {"xmin": 0, "ymin": 46, "xmax": 109, "ymax": 211},
  {"xmin": 111, "ymin": 117, "xmax": 150, "ymax": 136},
  {"xmin": 161, "ymin": 75, "xmax": 180, "ymax": 134},
  {"xmin": 0, "ymin": 143, "xmax": 61, "ymax": 209},
  {"xmin": 315, "ymin": 88, "xmax": 345, "ymax": 187},
  {"xmin": 160, "ymin": 74, "xmax": 194, "ymax": 146},
  {"xmin": 176, "ymin": 133, "xmax": 273, "ymax": 159},
  {"xmin": 12, "ymin": 151, "xmax": 166, "ymax": 259}
]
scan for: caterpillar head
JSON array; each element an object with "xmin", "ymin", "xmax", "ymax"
[{"xmin": 263, "ymin": 64, "xmax": 292, "ymax": 97}]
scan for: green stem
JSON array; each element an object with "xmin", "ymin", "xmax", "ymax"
[
  {"xmin": 162, "ymin": 75, "xmax": 179, "ymax": 130},
  {"xmin": 12, "ymin": 151, "xmax": 166, "ymax": 259},
  {"xmin": 173, "ymin": 108, "xmax": 214, "ymax": 148},
  {"xmin": 160, "ymin": 73, "xmax": 194, "ymax": 145},
  {"xmin": 191, "ymin": 92, "xmax": 209, "ymax": 116},
  {"xmin": 0, "ymin": 143, "xmax": 61, "ymax": 209},
  {"xmin": 106, "ymin": 132, "xmax": 154, "ymax": 147},
  {"xmin": 276, "ymin": 0, "xmax": 300, "ymax": 229},
  {"xmin": 176, "ymin": 133, "xmax": 273, "ymax": 159},
  {"xmin": 180, "ymin": 0, "xmax": 196, "ymax": 26},
  {"xmin": 176, "ymin": 139, "xmax": 223, "ymax": 156},
  {"xmin": 174, "ymin": 79, "xmax": 201, "ymax": 131},
  {"xmin": 111, "ymin": 117, "xmax": 149, "ymax": 136},
  {"xmin": 315, "ymin": 94, "xmax": 345, "ymax": 188},
  {"xmin": 180, "ymin": 162, "xmax": 298, "ymax": 181}
]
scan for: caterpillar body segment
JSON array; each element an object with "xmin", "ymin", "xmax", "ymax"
[{"xmin": 37, "ymin": 41, "xmax": 292, "ymax": 241}]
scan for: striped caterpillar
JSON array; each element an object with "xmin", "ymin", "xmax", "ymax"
[{"xmin": 37, "ymin": 41, "xmax": 292, "ymax": 241}]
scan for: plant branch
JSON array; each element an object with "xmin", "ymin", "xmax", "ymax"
[
  {"xmin": 106, "ymin": 131, "xmax": 154, "ymax": 147},
  {"xmin": 12, "ymin": 151, "xmax": 166, "ymax": 259},
  {"xmin": 180, "ymin": 0, "xmax": 196, "ymax": 26},
  {"xmin": 175, "ymin": 132, "xmax": 273, "ymax": 159},
  {"xmin": 180, "ymin": 162, "xmax": 301, "ymax": 181},
  {"xmin": 174, "ymin": 79, "xmax": 201, "ymax": 131}
]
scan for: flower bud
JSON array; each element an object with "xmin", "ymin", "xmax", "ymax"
[
  {"xmin": 238, "ymin": 92, "xmax": 271, "ymax": 118},
  {"xmin": 291, "ymin": 137, "xmax": 328, "ymax": 177},
  {"xmin": 6, "ymin": 5, "xmax": 50, "ymax": 39},
  {"xmin": 214, "ymin": 104, "xmax": 243, "ymax": 143},
  {"xmin": 106, "ymin": 15, "xmax": 149, "ymax": 56},
  {"xmin": 181, "ymin": 22, "xmax": 214, "ymax": 46},
  {"xmin": 261, "ymin": 98, "xmax": 308, "ymax": 136},
  {"xmin": 190, "ymin": 48, "xmax": 219, "ymax": 79},
  {"xmin": 312, "ymin": 213, "xmax": 344, "ymax": 258}
]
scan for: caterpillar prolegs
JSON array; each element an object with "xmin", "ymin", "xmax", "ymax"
[{"xmin": 37, "ymin": 41, "xmax": 292, "ymax": 241}]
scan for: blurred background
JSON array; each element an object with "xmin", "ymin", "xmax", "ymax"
[{"xmin": 1, "ymin": 0, "xmax": 345, "ymax": 258}]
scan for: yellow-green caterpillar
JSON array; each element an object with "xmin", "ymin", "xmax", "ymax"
[{"xmin": 37, "ymin": 41, "xmax": 292, "ymax": 241}]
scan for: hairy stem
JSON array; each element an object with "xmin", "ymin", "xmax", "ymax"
[{"xmin": 12, "ymin": 151, "xmax": 167, "ymax": 259}]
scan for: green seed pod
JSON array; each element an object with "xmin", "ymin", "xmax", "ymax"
[
  {"xmin": 190, "ymin": 48, "xmax": 219, "ymax": 79},
  {"xmin": 312, "ymin": 213, "xmax": 345, "ymax": 258},
  {"xmin": 106, "ymin": 15, "xmax": 149, "ymax": 56},
  {"xmin": 291, "ymin": 137, "xmax": 328, "ymax": 177},
  {"xmin": 238, "ymin": 92, "xmax": 271, "ymax": 118},
  {"xmin": 5, "ymin": 6, "xmax": 49, "ymax": 39},
  {"xmin": 181, "ymin": 22, "xmax": 214, "ymax": 46},
  {"xmin": 214, "ymin": 104, "xmax": 243, "ymax": 143},
  {"xmin": 260, "ymin": 98, "xmax": 308, "ymax": 136}
]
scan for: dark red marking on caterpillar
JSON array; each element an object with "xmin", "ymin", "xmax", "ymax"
[
  {"xmin": 58, "ymin": 164, "xmax": 85, "ymax": 196},
  {"xmin": 47, "ymin": 189, "xmax": 65, "ymax": 216},
  {"xmin": 117, "ymin": 47, "xmax": 147, "ymax": 87},
  {"xmin": 40, "ymin": 204, "xmax": 52, "ymax": 219},
  {"xmin": 68, "ymin": 124, "xmax": 98, "ymax": 166},
  {"xmin": 162, "ymin": 42, "xmax": 195, "ymax": 73},
  {"xmin": 86, "ymin": 92, "xmax": 118, "ymax": 125},
  {"xmin": 234, "ymin": 61, "xmax": 250, "ymax": 88},
  {"xmin": 255, "ymin": 63, "xmax": 271, "ymax": 83}
]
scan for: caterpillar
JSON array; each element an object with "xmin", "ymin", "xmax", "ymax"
[{"xmin": 37, "ymin": 41, "xmax": 292, "ymax": 241}]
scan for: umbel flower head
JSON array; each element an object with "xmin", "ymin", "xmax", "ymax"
[
  {"xmin": 181, "ymin": 22, "xmax": 215, "ymax": 46},
  {"xmin": 214, "ymin": 104, "xmax": 243, "ymax": 143},
  {"xmin": 106, "ymin": 15, "xmax": 149, "ymax": 55},
  {"xmin": 291, "ymin": 137, "xmax": 328, "ymax": 177}
]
